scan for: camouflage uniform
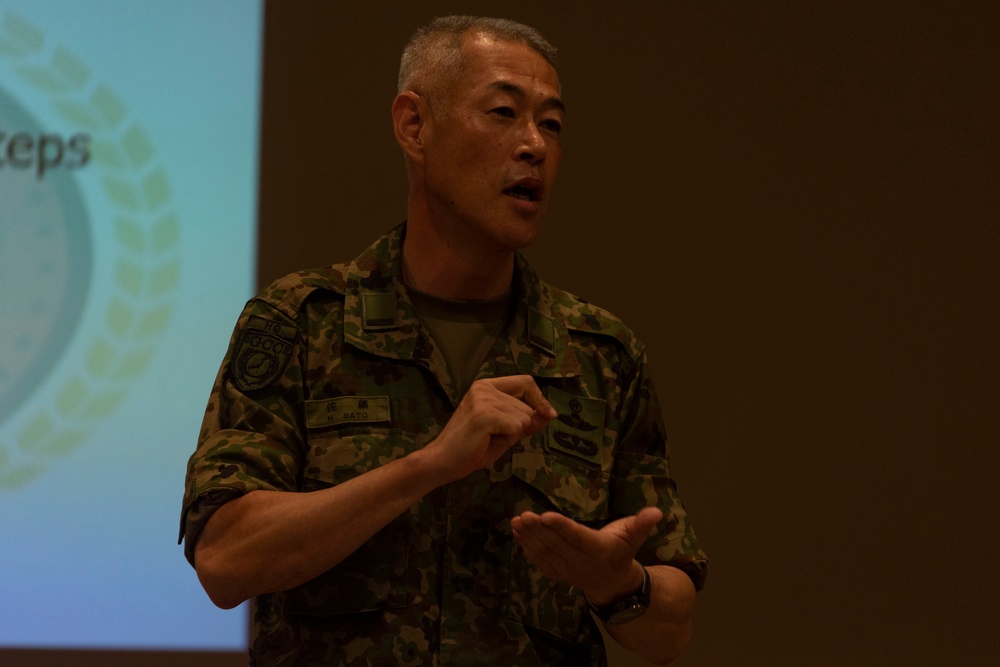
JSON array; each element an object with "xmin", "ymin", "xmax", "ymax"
[{"xmin": 180, "ymin": 223, "xmax": 707, "ymax": 666}]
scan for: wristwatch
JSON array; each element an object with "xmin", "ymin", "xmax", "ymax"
[{"xmin": 588, "ymin": 564, "xmax": 651, "ymax": 624}]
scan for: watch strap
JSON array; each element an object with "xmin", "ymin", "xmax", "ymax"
[{"xmin": 588, "ymin": 563, "xmax": 651, "ymax": 624}]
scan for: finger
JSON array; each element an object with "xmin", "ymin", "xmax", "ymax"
[
  {"xmin": 536, "ymin": 512, "xmax": 593, "ymax": 549},
  {"xmin": 472, "ymin": 384, "xmax": 549, "ymax": 441},
  {"xmin": 517, "ymin": 510, "xmax": 565, "ymax": 533},
  {"xmin": 535, "ymin": 509, "xmax": 664, "ymax": 562},
  {"xmin": 603, "ymin": 507, "xmax": 664, "ymax": 549},
  {"xmin": 512, "ymin": 516, "xmax": 572, "ymax": 573},
  {"xmin": 624, "ymin": 507, "xmax": 663, "ymax": 541},
  {"xmin": 486, "ymin": 407, "xmax": 533, "ymax": 437},
  {"xmin": 487, "ymin": 376, "xmax": 557, "ymax": 420},
  {"xmin": 633, "ymin": 506, "xmax": 664, "ymax": 533},
  {"xmin": 470, "ymin": 391, "xmax": 537, "ymax": 441},
  {"xmin": 514, "ymin": 534, "xmax": 563, "ymax": 578},
  {"xmin": 524, "ymin": 409, "xmax": 553, "ymax": 437},
  {"xmin": 511, "ymin": 510, "xmax": 541, "ymax": 533},
  {"xmin": 515, "ymin": 512, "xmax": 581, "ymax": 560}
]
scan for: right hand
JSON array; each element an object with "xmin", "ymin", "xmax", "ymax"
[{"xmin": 426, "ymin": 375, "xmax": 556, "ymax": 482}]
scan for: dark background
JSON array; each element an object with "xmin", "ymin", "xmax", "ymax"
[
  {"xmin": 8, "ymin": 1, "xmax": 997, "ymax": 665},
  {"xmin": 256, "ymin": 2, "xmax": 998, "ymax": 665}
]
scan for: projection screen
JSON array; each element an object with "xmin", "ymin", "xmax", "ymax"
[{"xmin": 0, "ymin": 0, "xmax": 261, "ymax": 651}]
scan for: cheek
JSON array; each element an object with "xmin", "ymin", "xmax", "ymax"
[
  {"xmin": 452, "ymin": 139, "xmax": 496, "ymax": 172},
  {"xmin": 549, "ymin": 143, "xmax": 562, "ymax": 168}
]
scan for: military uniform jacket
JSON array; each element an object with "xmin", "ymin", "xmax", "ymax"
[{"xmin": 181, "ymin": 224, "xmax": 707, "ymax": 666}]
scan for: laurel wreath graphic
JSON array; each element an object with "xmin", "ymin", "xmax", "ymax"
[{"xmin": 0, "ymin": 12, "xmax": 180, "ymax": 490}]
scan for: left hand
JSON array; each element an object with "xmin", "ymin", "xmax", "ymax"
[{"xmin": 510, "ymin": 506, "xmax": 663, "ymax": 604}]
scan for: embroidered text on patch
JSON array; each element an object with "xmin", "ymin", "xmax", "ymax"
[{"xmin": 305, "ymin": 396, "xmax": 391, "ymax": 428}]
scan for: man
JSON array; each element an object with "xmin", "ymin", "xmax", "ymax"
[{"xmin": 181, "ymin": 16, "xmax": 707, "ymax": 666}]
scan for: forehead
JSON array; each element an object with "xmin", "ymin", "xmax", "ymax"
[{"xmin": 453, "ymin": 33, "xmax": 561, "ymax": 99}]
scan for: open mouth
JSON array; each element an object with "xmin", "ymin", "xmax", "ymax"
[
  {"xmin": 503, "ymin": 179, "xmax": 543, "ymax": 202},
  {"xmin": 506, "ymin": 185, "xmax": 537, "ymax": 201}
]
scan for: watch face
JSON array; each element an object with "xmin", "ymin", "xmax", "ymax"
[
  {"xmin": 608, "ymin": 602, "xmax": 647, "ymax": 625},
  {"xmin": 0, "ymin": 84, "xmax": 93, "ymax": 423}
]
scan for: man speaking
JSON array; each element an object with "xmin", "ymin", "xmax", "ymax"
[{"xmin": 181, "ymin": 16, "xmax": 707, "ymax": 666}]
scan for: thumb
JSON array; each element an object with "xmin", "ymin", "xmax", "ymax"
[{"xmin": 603, "ymin": 506, "xmax": 664, "ymax": 549}]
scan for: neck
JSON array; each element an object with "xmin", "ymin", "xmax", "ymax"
[{"xmin": 402, "ymin": 217, "xmax": 516, "ymax": 301}]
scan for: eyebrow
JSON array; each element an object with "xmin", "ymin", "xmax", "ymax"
[{"xmin": 489, "ymin": 80, "xmax": 565, "ymax": 114}]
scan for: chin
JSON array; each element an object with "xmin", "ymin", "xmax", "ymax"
[
  {"xmin": 458, "ymin": 205, "xmax": 546, "ymax": 253},
  {"xmin": 497, "ymin": 219, "xmax": 543, "ymax": 251}
]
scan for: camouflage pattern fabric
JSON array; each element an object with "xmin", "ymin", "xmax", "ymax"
[{"xmin": 180, "ymin": 223, "xmax": 708, "ymax": 666}]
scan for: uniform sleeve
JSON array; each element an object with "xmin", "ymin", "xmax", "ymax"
[
  {"xmin": 178, "ymin": 298, "xmax": 308, "ymax": 567},
  {"xmin": 611, "ymin": 350, "xmax": 708, "ymax": 591}
]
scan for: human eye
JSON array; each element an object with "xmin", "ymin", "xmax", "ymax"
[
  {"xmin": 490, "ymin": 106, "xmax": 515, "ymax": 118},
  {"xmin": 540, "ymin": 118, "xmax": 562, "ymax": 135}
]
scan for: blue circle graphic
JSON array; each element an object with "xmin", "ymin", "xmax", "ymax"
[{"xmin": 0, "ymin": 84, "xmax": 93, "ymax": 423}]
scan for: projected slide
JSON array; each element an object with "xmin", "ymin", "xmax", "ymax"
[{"xmin": 0, "ymin": 1, "xmax": 261, "ymax": 650}]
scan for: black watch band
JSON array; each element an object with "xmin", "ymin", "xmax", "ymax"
[{"xmin": 588, "ymin": 564, "xmax": 651, "ymax": 625}]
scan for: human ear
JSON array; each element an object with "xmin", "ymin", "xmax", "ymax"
[{"xmin": 391, "ymin": 91, "xmax": 427, "ymax": 163}]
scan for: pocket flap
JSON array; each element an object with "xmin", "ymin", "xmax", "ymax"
[{"xmin": 512, "ymin": 449, "xmax": 610, "ymax": 521}]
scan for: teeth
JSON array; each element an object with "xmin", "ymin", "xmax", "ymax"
[{"xmin": 508, "ymin": 185, "xmax": 535, "ymax": 201}]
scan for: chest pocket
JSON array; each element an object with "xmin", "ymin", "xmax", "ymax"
[
  {"xmin": 282, "ymin": 424, "xmax": 414, "ymax": 617},
  {"xmin": 517, "ymin": 387, "xmax": 612, "ymax": 518}
]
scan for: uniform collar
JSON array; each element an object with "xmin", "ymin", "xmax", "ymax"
[{"xmin": 343, "ymin": 223, "xmax": 581, "ymax": 379}]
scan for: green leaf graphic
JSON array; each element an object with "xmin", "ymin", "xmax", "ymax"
[{"xmin": 0, "ymin": 11, "xmax": 180, "ymax": 490}]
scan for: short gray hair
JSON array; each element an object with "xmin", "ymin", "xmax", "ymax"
[{"xmin": 398, "ymin": 16, "xmax": 557, "ymax": 101}]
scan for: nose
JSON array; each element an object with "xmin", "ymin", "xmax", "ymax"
[{"xmin": 513, "ymin": 120, "xmax": 546, "ymax": 166}]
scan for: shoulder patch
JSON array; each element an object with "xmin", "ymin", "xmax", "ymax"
[{"xmin": 231, "ymin": 315, "xmax": 296, "ymax": 392}]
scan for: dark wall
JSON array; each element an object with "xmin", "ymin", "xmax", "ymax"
[
  {"xmin": 259, "ymin": 2, "xmax": 998, "ymax": 665},
  {"xmin": 13, "ymin": 2, "xmax": 992, "ymax": 666}
]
